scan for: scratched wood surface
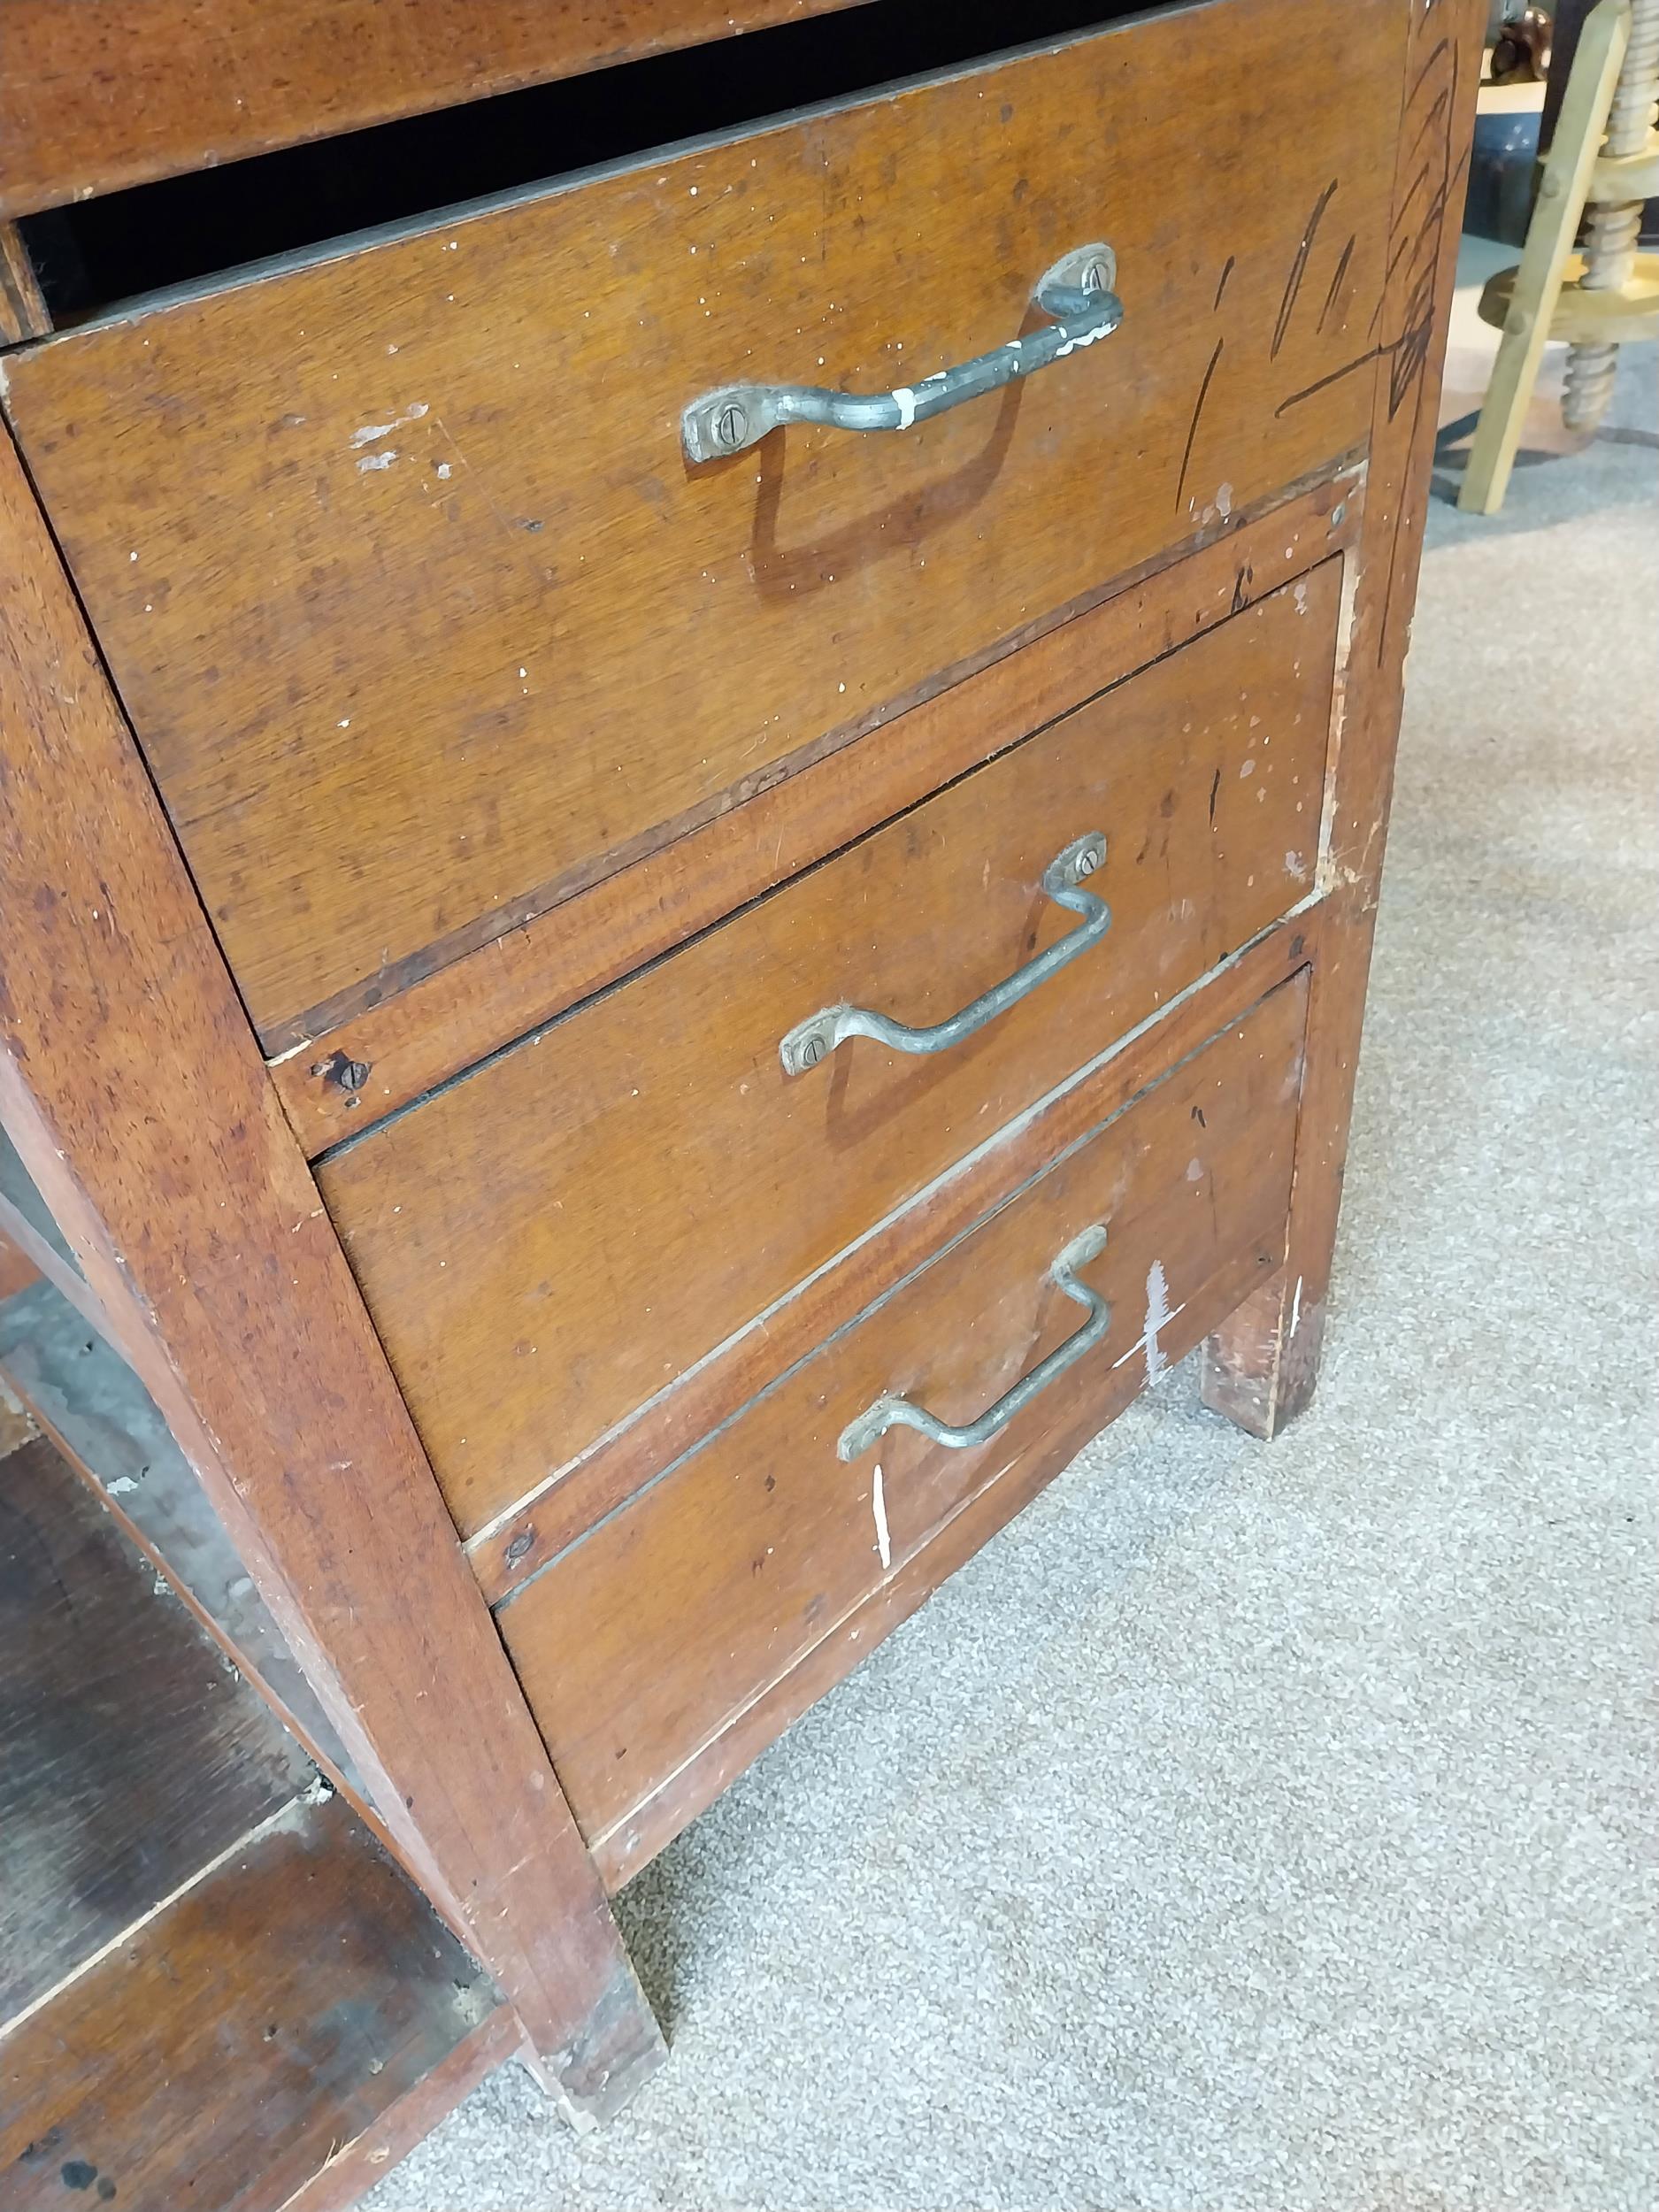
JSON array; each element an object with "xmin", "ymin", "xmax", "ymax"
[
  {"xmin": 3, "ymin": 0, "xmax": 1401, "ymax": 1047},
  {"xmin": 321, "ymin": 567, "xmax": 1340, "ymax": 1543},
  {"xmin": 0, "ymin": 1788, "xmax": 501, "ymax": 2212},
  {"xmin": 276, "ymin": 474, "xmax": 1355, "ymax": 1152},
  {"xmin": 0, "ymin": 1433, "xmax": 312, "ymax": 2030},
  {"xmin": 0, "ymin": 423, "xmax": 660, "ymax": 2112},
  {"xmin": 1201, "ymin": 0, "xmax": 1485, "ymax": 1436},
  {"xmin": 0, "ymin": 0, "xmax": 872, "ymax": 219},
  {"xmin": 502, "ymin": 972, "xmax": 1307, "ymax": 1850}
]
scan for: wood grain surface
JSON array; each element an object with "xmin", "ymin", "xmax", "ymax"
[
  {"xmin": 273, "ymin": 474, "xmax": 1356, "ymax": 1152},
  {"xmin": 467, "ymin": 914, "xmax": 1317, "ymax": 1610},
  {"xmin": 0, "ymin": 424, "xmax": 660, "ymax": 2113},
  {"xmin": 0, "ymin": 1228, "xmax": 39, "ymax": 1302},
  {"xmin": 0, "ymin": 1789, "xmax": 500, "ymax": 2212},
  {"xmin": 322, "ymin": 566, "xmax": 1340, "ymax": 1542},
  {"xmin": 3, "ymin": 0, "xmax": 1401, "ymax": 1044},
  {"xmin": 503, "ymin": 972, "xmax": 1307, "ymax": 1847},
  {"xmin": 0, "ymin": 1433, "xmax": 311, "ymax": 2031},
  {"xmin": 0, "ymin": 0, "xmax": 872, "ymax": 219}
]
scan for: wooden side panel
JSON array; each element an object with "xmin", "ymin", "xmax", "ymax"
[
  {"xmin": 503, "ymin": 973, "xmax": 1307, "ymax": 1848},
  {"xmin": 1202, "ymin": 0, "xmax": 1485, "ymax": 1434},
  {"xmin": 0, "ymin": 426, "xmax": 660, "ymax": 2115},
  {"xmin": 0, "ymin": 0, "xmax": 874, "ymax": 219},
  {"xmin": 0, "ymin": 1434, "xmax": 312, "ymax": 2028},
  {"xmin": 321, "ymin": 569, "xmax": 1338, "ymax": 1540},
  {"xmin": 0, "ymin": 1794, "xmax": 501, "ymax": 2212},
  {"xmin": 3, "ymin": 0, "xmax": 1402, "ymax": 1042}
]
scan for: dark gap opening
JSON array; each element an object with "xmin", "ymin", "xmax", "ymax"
[{"xmin": 20, "ymin": 0, "xmax": 1144, "ymax": 323}]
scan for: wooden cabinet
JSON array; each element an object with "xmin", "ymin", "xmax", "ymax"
[{"xmin": 0, "ymin": 1, "xmax": 1482, "ymax": 2201}]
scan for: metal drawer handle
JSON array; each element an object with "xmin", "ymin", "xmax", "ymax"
[
  {"xmin": 683, "ymin": 242, "xmax": 1121, "ymax": 462},
  {"xmin": 838, "ymin": 1225, "xmax": 1110, "ymax": 1463},
  {"xmin": 780, "ymin": 831, "xmax": 1110, "ymax": 1079}
]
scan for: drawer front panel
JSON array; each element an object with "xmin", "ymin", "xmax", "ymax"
[
  {"xmin": 1, "ymin": 0, "xmax": 1399, "ymax": 1041},
  {"xmin": 319, "ymin": 568, "xmax": 1340, "ymax": 1540},
  {"xmin": 501, "ymin": 971, "xmax": 1308, "ymax": 1847}
]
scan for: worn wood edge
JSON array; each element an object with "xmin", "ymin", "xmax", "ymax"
[
  {"xmin": 475, "ymin": 919, "xmax": 1320, "ymax": 1608},
  {"xmin": 0, "ymin": 422, "xmax": 663, "ymax": 2104},
  {"xmin": 0, "ymin": 1185, "xmax": 130, "ymax": 1367},
  {"xmin": 1200, "ymin": 0, "xmax": 1484, "ymax": 1440},
  {"xmin": 0, "ymin": 222, "xmax": 50, "ymax": 342},
  {"xmin": 0, "ymin": 1, "xmax": 878, "ymax": 222},
  {"xmin": 0, "ymin": 1283, "xmax": 376, "ymax": 1825},
  {"xmin": 274, "ymin": 2002, "xmax": 521, "ymax": 2212},
  {"xmin": 593, "ymin": 1185, "xmax": 1301, "ymax": 1889},
  {"xmin": 278, "ymin": 468, "xmax": 1363, "ymax": 1155}
]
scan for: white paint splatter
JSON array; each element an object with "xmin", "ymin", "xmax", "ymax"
[
  {"xmin": 356, "ymin": 449, "xmax": 398, "ymax": 472},
  {"xmin": 107, "ymin": 1475, "xmax": 139, "ymax": 1494},
  {"xmin": 1290, "ymin": 1276, "xmax": 1304, "ymax": 1337},
  {"xmin": 891, "ymin": 386, "xmax": 918, "ymax": 429},
  {"xmin": 1142, "ymin": 1260, "xmax": 1174, "ymax": 1384},
  {"xmin": 350, "ymin": 402, "xmax": 428, "ymax": 448},
  {"xmin": 872, "ymin": 1463, "xmax": 891, "ymax": 1571}
]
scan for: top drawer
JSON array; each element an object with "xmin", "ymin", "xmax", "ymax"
[{"xmin": 1, "ymin": 0, "xmax": 1401, "ymax": 1045}]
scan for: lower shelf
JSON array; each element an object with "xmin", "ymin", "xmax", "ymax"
[{"xmin": 0, "ymin": 1430, "xmax": 509, "ymax": 2212}]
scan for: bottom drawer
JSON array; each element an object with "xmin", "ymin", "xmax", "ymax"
[{"xmin": 501, "ymin": 972, "xmax": 1310, "ymax": 1858}]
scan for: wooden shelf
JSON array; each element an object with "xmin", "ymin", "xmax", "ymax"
[
  {"xmin": 0, "ymin": 1272, "xmax": 361, "ymax": 1797},
  {"xmin": 0, "ymin": 1430, "xmax": 509, "ymax": 2210}
]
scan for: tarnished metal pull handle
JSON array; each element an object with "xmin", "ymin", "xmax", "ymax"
[
  {"xmin": 838, "ymin": 1225, "xmax": 1110, "ymax": 1463},
  {"xmin": 780, "ymin": 832, "xmax": 1110, "ymax": 1079},
  {"xmin": 683, "ymin": 243, "xmax": 1121, "ymax": 462}
]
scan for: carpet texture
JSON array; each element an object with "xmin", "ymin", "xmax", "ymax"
[{"xmin": 367, "ymin": 250, "xmax": 1658, "ymax": 2212}]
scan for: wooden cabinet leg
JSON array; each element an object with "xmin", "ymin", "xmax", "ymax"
[
  {"xmin": 1202, "ymin": 1263, "xmax": 1326, "ymax": 1439},
  {"xmin": 0, "ymin": 426, "xmax": 664, "ymax": 2124}
]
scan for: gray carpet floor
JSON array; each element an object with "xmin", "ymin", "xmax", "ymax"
[{"xmin": 368, "ymin": 250, "xmax": 1658, "ymax": 2211}]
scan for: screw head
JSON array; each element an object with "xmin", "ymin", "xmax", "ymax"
[
  {"xmin": 715, "ymin": 400, "xmax": 749, "ymax": 451},
  {"xmin": 505, "ymin": 1529, "xmax": 534, "ymax": 1567},
  {"xmin": 1072, "ymin": 846, "xmax": 1100, "ymax": 878},
  {"xmin": 797, "ymin": 1032, "xmax": 826, "ymax": 1069}
]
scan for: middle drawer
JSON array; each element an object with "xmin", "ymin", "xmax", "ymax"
[{"xmin": 319, "ymin": 561, "xmax": 1340, "ymax": 1540}]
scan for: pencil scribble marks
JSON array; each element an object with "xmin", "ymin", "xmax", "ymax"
[
  {"xmin": 1271, "ymin": 179, "xmax": 1339, "ymax": 357},
  {"xmin": 1174, "ymin": 337, "xmax": 1225, "ymax": 515},
  {"xmin": 1318, "ymin": 235, "xmax": 1356, "ymax": 331},
  {"xmin": 1214, "ymin": 255, "xmax": 1236, "ymax": 311}
]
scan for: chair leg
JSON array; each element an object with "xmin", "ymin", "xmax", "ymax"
[{"xmin": 1459, "ymin": 0, "xmax": 1632, "ymax": 513}]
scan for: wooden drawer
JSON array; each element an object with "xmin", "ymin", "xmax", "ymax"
[
  {"xmin": 1, "ymin": 0, "xmax": 1399, "ymax": 1047},
  {"xmin": 319, "ymin": 565, "xmax": 1340, "ymax": 1541},
  {"xmin": 499, "ymin": 969, "xmax": 1308, "ymax": 1861}
]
